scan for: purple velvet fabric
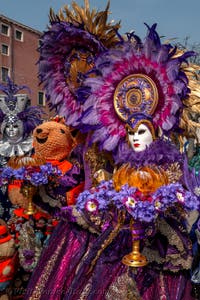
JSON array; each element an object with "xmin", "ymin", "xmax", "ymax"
[
  {"xmin": 25, "ymin": 213, "xmax": 195, "ymax": 300},
  {"xmin": 25, "ymin": 220, "xmax": 131, "ymax": 300}
]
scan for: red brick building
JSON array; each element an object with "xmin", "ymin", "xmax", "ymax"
[{"xmin": 0, "ymin": 14, "xmax": 52, "ymax": 117}]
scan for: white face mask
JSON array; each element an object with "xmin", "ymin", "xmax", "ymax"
[
  {"xmin": 127, "ymin": 123, "xmax": 153, "ymax": 152},
  {"xmin": 4, "ymin": 120, "xmax": 23, "ymax": 143},
  {"xmin": 5, "ymin": 123, "xmax": 20, "ymax": 138}
]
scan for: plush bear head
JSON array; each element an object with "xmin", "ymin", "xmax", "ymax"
[{"xmin": 33, "ymin": 117, "xmax": 75, "ymax": 161}]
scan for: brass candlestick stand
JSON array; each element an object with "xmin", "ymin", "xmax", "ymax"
[
  {"xmin": 8, "ymin": 155, "xmax": 46, "ymax": 215},
  {"xmin": 122, "ymin": 220, "xmax": 148, "ymax": 267},
  {"xmin": 21, "ymin": 183, "xmax": 37, "ymax": 215}
]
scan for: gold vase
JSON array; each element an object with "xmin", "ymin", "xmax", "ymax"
[
  {"xmin": 21, "ymin": 183, "xmax": 37, "ymax": 215},
  {"xmin": 122, "ymin": 220, "xmax": 148, "ymax": 267}
]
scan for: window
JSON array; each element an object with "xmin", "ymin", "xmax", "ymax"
[
  {"xmin": 38, "ymin": 39, "xmax": 42, "ymax": 47},
  {"xmin": 1, "ymin": 67, "xmax": 9, "ymax": 82},
  {"xmin": 38, "ymin": 92, "xmax": 45, "ymax": 106},
  {"xmin": 1, "ymin": 44, "xmax": 9, "ymax": 55},
  {"xmin": 1, "ymin": 24, "xmax": 9, "ymax": 36},
  {"xmin": 15, "ymin": 30, "xmax": 23, "ymax": 41}
]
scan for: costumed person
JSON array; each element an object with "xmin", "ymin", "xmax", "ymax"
[
  {"xmin": 177, "ymin": 62, "xmax": 200, "ymax": 299},
  {"xmin": 181, "ymin": 114, "xmax": 200, "ymax": 299},
  {"xmin": 0, "ymin": 77, "xmax": 43, "ymax": 222},
  {"xmin": 8, "ymin": 116, "xmax": 85, "ymax": 215},
  {"xmin": 184, "ymin": 160, "xmax": 200, "ymax": 299},
  {"xmin": 24, "ymin": 2, "xmax": 199, "ymax": 298},
  {"xmin": 178, "ymin": 62, "xmax": 200, "ymax": 159},
  {"xmin": 24, "ymin": 117, "xmax": 197, "ymax": 300},
  {"xmin": 31, "ymin": 116, "xmax": 85, "ymax": 210},
  {"xmin": 35, "ymin": 0, "xmax": 120, "ymax": 190},
  {"xmin": 3, "ymin": 116, "xmax": 85, "ymax": 299}
]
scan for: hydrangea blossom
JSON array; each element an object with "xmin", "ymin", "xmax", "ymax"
[
  {"xmin": 0, "ymin": 163, "xmax": 62, "ymax": 186},
  {"xmin": 76, "ymin": 180, "xmax": 199, "ymax": 223}
]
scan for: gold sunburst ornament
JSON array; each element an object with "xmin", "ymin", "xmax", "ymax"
[{"xmin": 114, "ymin": 74, "xmax": 159, "ymax": 121}]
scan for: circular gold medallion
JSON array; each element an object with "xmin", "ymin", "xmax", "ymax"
[{"xmin": 114, "ymin": 74, "xmax": 158, "ymax": 121}]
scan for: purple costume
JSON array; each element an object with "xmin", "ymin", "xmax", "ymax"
[
  {"xmin": 25, "ymin": 140, "xmax": 196, "ymax": 300},
  {"xmin": 24, "ymin": 3, "xmax": 199, "ymax": 299}
]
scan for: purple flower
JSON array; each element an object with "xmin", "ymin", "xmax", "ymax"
[
  {"xmin": 13, "ymin": 167, "xmax": 26, "ymax": 180},
  {"xmin": 1, "ymin": 167, "xmax": 14, "ymax": 179},
  {"xmin": 40, "ymin": 163, "xmax": 53, "ymax": 173},
  {"xmin": 124, "ymin": 200, "xmax": 156, "ymax": 223},
  {"xmin": 76, "ymin": 190, "xmax": 92, "ymax": 211},
  {"xmin": 85, "ymin": 199, "xmax": 99, "ymax": 213},
  {"xmin": 0, "ymin": 162, "xmax": 62, "ymax": 187},
  {"xmin": 75, "ymin": 179, "xmax": 199, "ymax": 225},
  {"xmin": 30, "ymin": 173, "xmax": 48, "ymax": 186},
  {"xmin": 184, "ymin": 191, "xmax": 199, "ymax": 210}
]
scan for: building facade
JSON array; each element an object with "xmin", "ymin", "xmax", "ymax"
[{"xmin": 0, "ymin": 14, "xmax": 52, "ymax": 116}]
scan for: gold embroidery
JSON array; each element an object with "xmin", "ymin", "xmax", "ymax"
[
  {"xmin": 159, "ymin": 273, "xmax": 167, "ymax": 300},
  {"xmin": 87, "ymin": 210, "xmax": 125, "ymax": 274},
  {"xmin": 84, "ymin": 144, "xmax": 113, "ymax": 186},
  {"xmin": 143, "ymin": 218, "xmax": 193, "ymax": 271},
  {"xmin": 79, "ymin": 279, "xmax": 93, "ymax": 299},
  {"xmin": 158, "ymin": 218, "xmax": 184, "ymax": 252},
  {"xmin": 27, "ymin": 235, "xmax": 67, "ymax": 299},
  {"xmin": 165, "ymin": 162, "xmax": 183, "ymax": 183},
  {"xmin": 106, "ymin": 270, "xmax": 141, "ymax": 300}
]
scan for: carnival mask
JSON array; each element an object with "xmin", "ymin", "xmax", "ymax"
[
  {"xmin": 5, "ymin": 123, "xmax": 20, "ymax": 138},
  {"xmin": 127, "ymin": 123, "xmax": 153, "ymax": 152},
  {"xmin": 2, "ymin": 118, "xmax": 24, "ymax": 143}
]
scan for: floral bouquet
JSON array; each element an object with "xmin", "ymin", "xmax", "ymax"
[
  {"xmin": 0, "ymin": 162, "xmax": 62, "ymax": 186},
  {"xmin": 76, "ymin": 179, "xmax": 199, "ymax": 267},
  {"xmin": 0, "ymin": 156, "xmax": 62, "ymax": 214},
  {"xmin": 76, "ymin": 180, "xmax": 198, "ymax": 225}
]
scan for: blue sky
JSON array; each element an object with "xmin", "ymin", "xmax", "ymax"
[{"xmin": 1, "ymin": 0, "xmax": 200, "ymax": 46}]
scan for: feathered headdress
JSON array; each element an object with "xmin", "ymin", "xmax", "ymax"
[
  {"xmin": 39, "ymin": 2, "xmax": 196, "ymax": 157},
  {"xmin": 179, "ymin": 62, "xmax": 200, "ymax": 138},
  {"xmin": 78, "ymin": 23, "xmax": 195, "ymax": 154},
  {"xmin": 0, "ymin": 77, "xmax": 43, "ymax": 138},
  {"xmin": 183, "ymin": 157, "xmax": 200, "ymax": 198},
  {"xmin": 38, "ymin": 0, "xmax": 121, "ymax": 126}
]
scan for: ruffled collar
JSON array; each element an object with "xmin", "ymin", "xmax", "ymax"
[
  {"xmin": 114, "ymin": 138, "xmax": 183, "ymax": 168},
  {"xmin": 0, "ymin": 136, "xmax": 33, "ymax": 158}
]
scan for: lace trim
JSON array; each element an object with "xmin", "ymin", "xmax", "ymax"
[
  {"xmin": 72, "ymin": 207, "xmax": 100, "ymax": 234},
  {"xmin": 143, "ymin": 218, "xmax": 193, "ymax": 270},
  {"xmin": 38, "ymin": 185, "xmax": 62, "ymax": 208},
  {"xmin": 157, "ymin": 218, "xmax": 184, "ymax": 252},
  {"xmin": 106, "ymin": 271, "xmax": 142, "ymax": 300},
  {"xmin": 0, "ymin": 136, "xmax": 33, "ymax": 157}
]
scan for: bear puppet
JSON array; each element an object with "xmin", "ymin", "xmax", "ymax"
[{"xmin": 8, "ymin": 116, "xmax": 84, "ymax": 214}]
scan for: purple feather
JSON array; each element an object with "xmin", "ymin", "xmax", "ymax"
[
  {"xmin": 183, "ymin": 157, "xmax": 200, "ymax": 198},
  {"xmin": 18, "ymin": 106, "xmax": 44, "ymax": 137},
  {"xmin": 114, "ymin": 138, "xmax": 183, "ymax": 167}
]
